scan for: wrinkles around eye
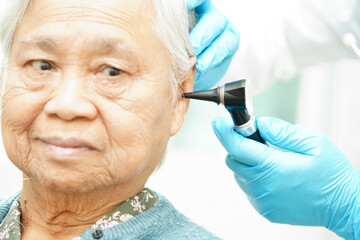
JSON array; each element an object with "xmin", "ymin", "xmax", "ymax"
[{"xmin": 92, "ymin": 78, "xmax": 129, "ymax": 100}]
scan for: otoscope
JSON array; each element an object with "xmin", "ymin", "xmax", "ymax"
[{"xmin": 182, "ymin": 79, "xmax": 265, "ymax": 144}]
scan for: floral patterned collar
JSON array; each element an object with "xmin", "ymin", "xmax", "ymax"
[{"xmin": 0, "ymin": 188, "xmax": 157, "ymax": 240}]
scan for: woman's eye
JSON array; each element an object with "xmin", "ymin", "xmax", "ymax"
[
  {"xmin": 31, "ymin": 60, "xmax": 53, "ymax": 71},
  {"xmin": 103, "ymin": 67, "xmax": 123, "ymax": 77}
]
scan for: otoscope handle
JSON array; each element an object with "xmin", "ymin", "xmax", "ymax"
[
  {"xmin": 246, "ymin": 129, "xmax": 265, "ymax": 144},
  {"xmin": 233, "ymin": 115, "xmax": 266, "ymax": 144}
]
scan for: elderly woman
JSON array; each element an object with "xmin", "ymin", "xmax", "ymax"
[{"xmin": 0, "ymin": 0, "xmax": 221, "ymax": 239}]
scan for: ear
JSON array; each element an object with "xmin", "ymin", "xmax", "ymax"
[{"xmin": 169, "ymin": 56, "xmax": 196, "ymax": 136}]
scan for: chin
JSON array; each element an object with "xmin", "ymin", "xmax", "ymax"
[{"xmin": 30, "ymin": 170, "xmax": 115, "ymax": 194}]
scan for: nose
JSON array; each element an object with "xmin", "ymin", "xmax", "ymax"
[{"xmin": 44, "ymin": 75, "xmax": 97, "ymax": 121}]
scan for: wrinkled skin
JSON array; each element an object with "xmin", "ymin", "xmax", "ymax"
[{"xmin": 1, "ymin": 0, "xmax": 195, "ymax": 238}]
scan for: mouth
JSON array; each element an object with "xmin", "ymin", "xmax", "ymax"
[{"xmin": 40, "ymin": 137, "xmax": 97, "ymax": 159}]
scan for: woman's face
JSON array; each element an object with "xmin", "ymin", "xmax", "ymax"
[{"xmin": 2, "ymin": 0, "xmax": 193, "ymax": 192}]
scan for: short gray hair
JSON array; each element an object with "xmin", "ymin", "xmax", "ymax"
[{"xmin": 0, "ymin": 0, "xmax": 196, "ymax": 99}]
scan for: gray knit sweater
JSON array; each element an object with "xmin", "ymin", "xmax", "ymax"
[{"xmin": 0, "ymin": 191, "xmax": 222, "ymax": 240}]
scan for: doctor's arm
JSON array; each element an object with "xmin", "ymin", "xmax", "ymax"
[
  {"xmin": 212, "ymin": 117, "xmax": 360, "ymax": 240},
  {"xmin": 219, "ymin": 0, "xmax": 360, "ymax": 91}
]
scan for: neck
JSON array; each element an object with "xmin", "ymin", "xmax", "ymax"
[{"xmin": 20, "ymin": 175, "xmax": 145, "ymax": 239}]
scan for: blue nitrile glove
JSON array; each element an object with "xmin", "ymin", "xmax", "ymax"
[
  {"xmin": 212, "ymin": 117, "xmax": 360, "ymax": 240},
  {"xmin": 187, "ymin": 0, "xmax": 240, "ymax": 91}
]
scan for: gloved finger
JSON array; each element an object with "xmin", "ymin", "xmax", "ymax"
[
  {"xmin": 257, "ymin": 117, "xmax": 324, "ymax": 155},
  {"xmin": 212, "ymin": 117, "xmax": 270, "ymax": 166},
  {"xmin": 234, "ymin": 174, "xmax": 273, "ymax": 212},
  {"xmin": 226, "ymin": 155, "xmax": 258, "ymax": 181},
  {"xmin": 190, "ymin": 10, "xmax": 228, "ymax": 56},
  {"xmin": 229, "ymin": 156, "xmax": 274, "ymax": 196},
  {"xmin": 247, "ymin": 195, "xmax": 275, "ymax": 221},
  {"xmin": 193, "ymin": 0, "xmax": 214, "ymax": 15},
  {"xmin": 233, "ymin": 173, "xmax": 257, "ymax": 197},
  {"xmin": 186, "ymin": 0, "xmax": 208, "ymax": 10},
  {"xmin": 232, "ymin": 169, "xmax": 266, "ymax": 199},
  {"xmin": 196, "ymin": 23, "xmax": 239, "ymax": 72},
  {"xmin": 193, "ymin": 56, "xmax": 233, "ymax": 91},
  {"xmin": 194, "ymin": 23, "xmax": 239, "ymax": 90}
]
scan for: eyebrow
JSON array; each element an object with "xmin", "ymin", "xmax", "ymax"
[
  {"xmin": 91, "ymin": 38, "xmax": 137, "ymax": 55},
  {"xmin": 19, "ymin": 36, "xmax": 137, "ymax": 56},
  {"xmin": 20, "ymin": 37, "xmax": 60, "ymax": 52}
]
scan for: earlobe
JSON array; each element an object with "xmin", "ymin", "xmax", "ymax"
[{"xmin": 169, "ymin": 57, "xmax": 197, "ymax": 136}]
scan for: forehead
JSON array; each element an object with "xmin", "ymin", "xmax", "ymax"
[
  {"xmin": 13, "ymin": 0, "xmax": 160, "ymax": 55},
  {"xmin": 25, "ymin": 0, "xmax": 154, "ymax": 23}
]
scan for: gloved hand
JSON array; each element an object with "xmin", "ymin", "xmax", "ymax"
[
  {"xmin": 187, "ymin": 0, "xmax": 240, "ymax": 91},
  {"xmin": 212, "ymin": 117, "xmax": 360, "ymax": 240}
]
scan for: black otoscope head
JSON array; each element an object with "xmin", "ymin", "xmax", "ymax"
[
  {"xmin": 182, "ymin": 79, "xmax": 265, "ymax": 143},
  {"xmin": 182, "ymin": 79, "xmax": 252, "ymax": 127},
  {"xmin": 182, "ymin": 79, "xmax": 265, "ymax": 144},
  {"xmin": 222, "ymin": 80, "xmax": 251, "ymax": 126}
]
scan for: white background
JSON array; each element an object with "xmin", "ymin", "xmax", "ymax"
[{"xmin": 1, "ymin": 0, "xmax": 360, "ymax": 239}]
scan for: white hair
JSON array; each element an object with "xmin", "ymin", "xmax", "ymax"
[
  {"xmin": 0, "ymin": 0, "xmax": 196, "ymax": 99},
  {"xmin": 153, "ymin": 0, "xmax": 196, "ymax": 100},
  {"xmin": 0, "ymin": 0, "xmax": 30, "ymax": 93}
]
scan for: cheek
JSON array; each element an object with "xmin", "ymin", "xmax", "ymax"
[
  {"xmin": 1, "ymin": 75, "xmax": 52, "ymax": 170},
  {"xmin": 94, "ymin": 86, "xmax": 173, "ymax": 179},
  {"xmin": 1, "ymin": 77, "xmax": 51, "ymax": 133}
]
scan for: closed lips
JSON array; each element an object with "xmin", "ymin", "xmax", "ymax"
[{"xmin": 40, "ymin": 137, "xmax": 95, "ymax": 149}]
